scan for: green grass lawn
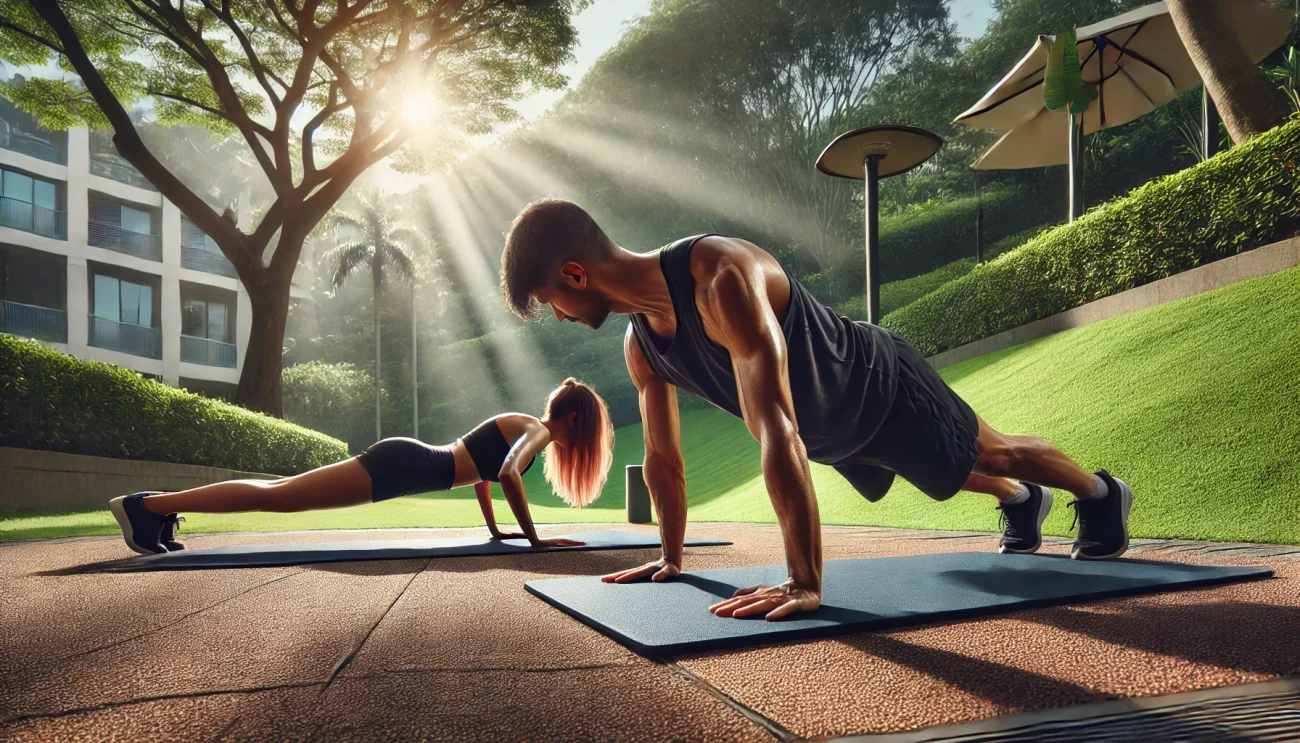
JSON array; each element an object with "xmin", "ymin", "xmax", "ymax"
[{"xmin": 5, "ymin": 266, "xmax": 1299, "ymax": 544}]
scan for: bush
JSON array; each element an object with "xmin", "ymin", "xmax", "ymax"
[
  {"xmin": 986, "ymin": 224, "xmax": 1057, "ymax": 261},
  {"xmin": 0, "ymin": 336, "xmax": 346, "ymax": 474},
  {"xmin": 838, "ymin": 258, "xmax": 977, "ymax": 319},
  {"xmin": 282, "ymin": 361, "xmax": 381, "ymax": 455},
  {"xmin": 876, "ymin": 186, "xmax": 1052, "ymax": 281},
  {"xmin": 881, "ymin": 120, "xmax": 1300, "ymax": 356}
]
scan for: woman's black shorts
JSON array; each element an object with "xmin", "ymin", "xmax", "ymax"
[
  {"xmin": 832, "ymin": 332, "xmax": 980, "ymax": 502},
  {"xmin": 356, "ymin": 437, "xmax": 456, "ymax": 502}
]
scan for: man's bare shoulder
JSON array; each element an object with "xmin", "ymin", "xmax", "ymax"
[{"xmin": 690, "ymin": 235, "xmax": 774, "ymax": 278}]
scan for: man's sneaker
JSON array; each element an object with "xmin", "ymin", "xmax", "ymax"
[
  {"xmin": 997, "ymin": 484, "xmax": 1053, "ymax": 554},
  {"xmin": 108, "ymin": 493, "xmax": 169, "ymax": 555},
  {"xmin": 160, "ymin": 513, "xmax": 186, "ymax": 552},
  {"xmin": 1068, "ymin": 470, "xmax": 1133, "ymax": 560}
]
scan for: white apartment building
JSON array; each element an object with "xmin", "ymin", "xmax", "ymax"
[{"xmin": 0, "ymin": 100, "xmax": 312, "ymax": 399}]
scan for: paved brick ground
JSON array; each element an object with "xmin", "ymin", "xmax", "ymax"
[{"xmin": 2, "ymin": 524, "xmax": 1298, "ymax": 742}]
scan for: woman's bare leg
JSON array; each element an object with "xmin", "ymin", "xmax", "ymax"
[{"xmin": 138, "ymin": 458, "xmax": 374, "ymax": 515}]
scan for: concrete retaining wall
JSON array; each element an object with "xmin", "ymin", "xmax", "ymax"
[
  {"xmin": 0, "ymin": 447, "xmax": 275, "ymax": 514},
  {"xmin": 927, "ymin": 236, "xmax": 1300, "ymax": 370}
]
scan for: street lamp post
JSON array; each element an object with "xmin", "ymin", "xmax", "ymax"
[{"xmin": 815, "ymin": 125, "xmax": 943, "ymax": 325}]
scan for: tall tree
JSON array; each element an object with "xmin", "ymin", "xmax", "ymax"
[
  {"xmin": 323, "ymin": 192, "xmax": 420, "ymax": 441},
  {"xmin": 0, "ymin": 0, "xmax": 582, "ymax": 414},
  {"xmin": 1166, "ymin": 0, "xmax": 1293, "ymax": 143}
]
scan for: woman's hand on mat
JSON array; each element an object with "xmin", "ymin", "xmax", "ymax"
[
  {"xmin": 531, "ymin": 538, "xmax": 586, "ymax": 548},
  {"xmin": 709, "ymin": 580, "xmax": 821, "ymax": 621},
  {"xmin": 600, "ymin": 558, "xmax": 681, "ymax": 583},
  {"xmin": 490, "ymin": 530, "xmax": 530, "ymax": 541}
]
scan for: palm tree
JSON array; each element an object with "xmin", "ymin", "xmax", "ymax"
[
  {"xmin": 323, "ymin": 192, "xmax": 420, "ymax": 441},
  {"xmin": 1166, "ymin": 0, "xmax": 1293, "ymax": 144}
]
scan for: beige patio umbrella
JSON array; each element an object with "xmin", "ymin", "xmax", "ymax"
[{"xmin": 954, "ymin": 1, "xmax": 1292, "ymax": 178}]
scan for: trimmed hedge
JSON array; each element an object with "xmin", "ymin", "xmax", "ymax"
[
  {"xmin": 986, "ymin": 224, "xmax": 1056, "ymax": 261},
  {"xmin": 838, "ymin": 258, "xmax": 976, "ymax": 319},
  {"xmin": 877, "ymin": 186, "xmax": 1051, "ymax": 281},
  {"xmin": 881, "ymin": 120, "xmax": 1300, "ymax": 356},
  {"xmin": 0, "ymin": 336, "xmax": 347, "ymax": 474}
]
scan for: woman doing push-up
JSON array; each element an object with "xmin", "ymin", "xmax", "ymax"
[{"xmin": 109, "ymin": 378, "xmax": 615, "ymax": 555}]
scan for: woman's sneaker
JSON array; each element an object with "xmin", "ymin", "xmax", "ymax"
[
  {"xmin": 1068, "ymin": 470, "xmax": 1133, "ymax": 560},
  {"xmin": 160, "ymin": 513, "xmax": 186, "ymax": 551},
  {"xmin": 108, "ymin": 493, "xmax": 169, "ymax": 555},
  {"xmin": 997, "ymin": 484, "xmax": 1053, "ymax": 554}
]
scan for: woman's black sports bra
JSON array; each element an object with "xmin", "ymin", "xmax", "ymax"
[{"xmin": 461, "ymin": 418, "xmax": 536, "ymax": 482}]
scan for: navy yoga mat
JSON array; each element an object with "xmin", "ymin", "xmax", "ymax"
[
  {"xmin": 525, "ymin": 551, "xmax": 1272, "ymax": 656},
  {"xmin": 110, "ymin": 530, "xmax": 730, "ymax": 571}
]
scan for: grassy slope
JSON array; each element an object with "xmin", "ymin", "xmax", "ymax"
[{"xmin": 4, "ymin": 267, "xmax": 1299, "ymax": 543}]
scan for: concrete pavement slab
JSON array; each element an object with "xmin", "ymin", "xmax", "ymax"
[{"xmin": 4, "ymin": 524, "xmax": 1298, "ymax": 741}]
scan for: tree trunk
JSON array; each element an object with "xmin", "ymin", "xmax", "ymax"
[
  {"xmin": 1166, "ymin": 0, "xmax": 1293, "ymax": 144},
  {"xmin": 373, "ymin": 266, "xmax": 382, "ymax": 443},
  {"xmin": 235, "ymin": 284, "xmax": 290, "ymax": 417}
]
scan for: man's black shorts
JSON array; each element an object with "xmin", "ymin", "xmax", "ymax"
[{"xmin": 832, "ymin": 331, "xmax": 980, "ymax": 502}]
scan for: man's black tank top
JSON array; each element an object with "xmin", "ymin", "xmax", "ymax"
[
  {"xmin": 629, "ymin": 235, "xmax": 899, "ymax": 465},
  {"xmin": 461, "ymin": 418, "xmax": 536, "ymax": 482}
]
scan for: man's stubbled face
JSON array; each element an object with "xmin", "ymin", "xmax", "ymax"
[{"xmin": 537, "ymin": 284, "xmax": 611, "ymax": 330}]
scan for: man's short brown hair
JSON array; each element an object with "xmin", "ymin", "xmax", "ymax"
[{"xmin": 500, "ymin": 198, "xmax": 613, "ymax": 320}]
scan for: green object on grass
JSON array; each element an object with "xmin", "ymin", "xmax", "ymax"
[{"xmin": 6, "ymin": 266, "xmax": 1299, "ymax": 545}]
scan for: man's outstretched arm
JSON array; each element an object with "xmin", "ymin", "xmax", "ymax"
[
  {"xmin": 701, "ymin": 250, "xmax": 823, "ymax": 620},
  {"xmin": 602, "ymin": 325, "xmax": 687, "ymax": 583}
]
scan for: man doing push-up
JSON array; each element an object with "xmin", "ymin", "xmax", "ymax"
[{"xmin": 499, "ymin": 199, "xmax": 1134, "ymax": 620}]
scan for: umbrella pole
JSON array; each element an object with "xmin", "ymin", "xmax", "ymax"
[
  {"xmin": 975, "ymin": 171, "xmax": 984, "ymax": 264},
  {"xmin": 864, "ymin": 155, "xmax": 882, "ymax": 324},
  {"xmin": 1068, "ymin": 113, "xmax": 1085, "ymax": 223}
]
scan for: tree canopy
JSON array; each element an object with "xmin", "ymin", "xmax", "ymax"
[{"xmin": 0, "ymin": 0, "xmax": 585, "ymax": 414}]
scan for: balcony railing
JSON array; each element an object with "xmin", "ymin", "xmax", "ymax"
[
  {"xmin": 181, "ymin": 334, "xmax": 237, "ymax": 368},
  {"xmin": 0, "ymin": 196, "xmax": 66, "ymax": 239},
  {"xmin": 89, "ymin": 151, "xmax": 156, "ymax": 190},
  {"xmin": 181, "ymin": 245, "xmax": 238, "ymax": 278},
  {"xmin": 88, "ymin": 315, "xmax": 161, "ymax": 359},
  {"xmin": 0, "ymin": 129, "xmax": 62, "ymax": 164},
  {"xmin": 0, "ymin": 300, "xmax": 66, "ymax": 342},
  {"xmin": 88, "ymin": 219, "xmax": 162, "ymax": 261}
]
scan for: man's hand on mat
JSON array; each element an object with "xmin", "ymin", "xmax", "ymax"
[
  {"xmin": 600, "ymin": 558, "xmax": 681, "ymax": 583},
  {"xmin": 709, "ymin": 580, "xmax": 821, "ymax": 621},
  {"xmin": 531, "ymin": 538, "xmax": 586, "ymax": 548}
]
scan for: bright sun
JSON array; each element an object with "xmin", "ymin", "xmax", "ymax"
[{"xmin": 400, "ymin": 90, "xmax": 438, "ymax": 127}]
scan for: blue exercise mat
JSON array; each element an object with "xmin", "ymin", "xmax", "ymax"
[
  {"xmin": 110, "ymin": 530, "xmax": 730, "ymax": 571},
  {"xmin": 525, "ymin": 551, "xmax": 1272, "ymax": 656}
]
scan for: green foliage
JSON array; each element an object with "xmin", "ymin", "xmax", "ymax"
[
  {"xmin": 1043, "ymin": 29, "xmax": 1097, "ymax": 114},
  {"xmin": 282, "ymin": 362, "xmax": 381, "ymax": 455},
  {"xmin": 876, "ymin": 187, "xmax": 1048, "ymax": 280},
  {"xmin": 986, "ymin": 224, "xmax": 1057, "ymax": 260},
  {"xmin": 0, "ymin": 336, "xmax": 345, "ymax": 473},
  {"xmin": 838, "ymin": 258, "xmax": 977, "ymax": 319},
  {"xmin": 881, "ymin": 119, "xmax": 1300, "ymax": 356}
]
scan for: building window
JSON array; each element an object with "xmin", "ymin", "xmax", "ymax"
[
  {"xmin": 88, "ymin": 196, "xmax": 161, "ymax": 261},
  {"xmin": 93, "ymin": 274, "xmax": 153, "ymax": 327},
  {"xmin": 182, "ymin": 299, "xmax": 230, "ymax": 342},
  {"xmin": 180, "ymin": 217, "xmax": 237, "ymax": 277},
  {"xmin": 0, "ymin": 167, "xmax": 64, "ymax": 239},
  {"xmin": 0, "ymin": 95, "xmax": 65, "ymax": 164}
]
